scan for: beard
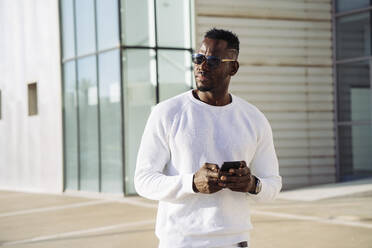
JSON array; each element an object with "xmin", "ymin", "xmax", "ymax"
[
  {"xmin": 196, "ymin": 80, "xmax": 213, "ymax": 92},
  {"xmin": 197, "ymin": 85, "xmax": 213, "ymax": 92}
]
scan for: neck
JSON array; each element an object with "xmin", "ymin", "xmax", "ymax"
[{"xmin": 193, "ymin": 89, "xmax": 231, "ymax": 106}]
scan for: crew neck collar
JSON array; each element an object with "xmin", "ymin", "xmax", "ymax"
[{"xmin": 188, "ymin": 90, "xmax": 236, "ymax": 110}]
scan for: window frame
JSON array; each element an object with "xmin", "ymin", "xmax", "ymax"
[{"xmin": 332, "ymin": 0, "xmax": 372, "ymax": 181}]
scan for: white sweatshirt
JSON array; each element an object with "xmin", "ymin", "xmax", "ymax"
[{"xmin": 134, "ymin": 90, "xmax": 282, "ymax": 248}]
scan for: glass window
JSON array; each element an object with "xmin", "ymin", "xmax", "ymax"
[
  {"xmin": 350, "ymin": 87, "xmax": 372, "ymax": 121},
  {"xmin": 156, "ymin": 0, "xmax": 191, "ymax": 47},
  {"xmin": 28, "ymin": 83, "xmax": 38, "ymax": 116},
  {"xmin": 123, "ymin": 49, "xmax": 156, "ymax": 194},
  {"xmin": 338, "ymin": 125, "xmax": 372, "ymax": 180},
  {"xmin": 158, "ymin": 50, "xmax": 192, "ymax": 101},
  {"xmin": 336, "ymin": 12, "xmax": 371, "ymax": 60},
  {"xmin": 63, "ymin": 61, "xmax": 78, "ymax": 190},
  {"xmin": 78, "ymin": 56, "xmax": 99, "ymax": 192},
  {"xmin": 61, "ymin": 0, "xmax": 193, "ymax": 195},
  {"xmin": 96, "ymin": 0, "xmax": 119, "ymax": 50},
  {"xmin": 337, "ymin": 61, "xmax": 371, "ymax": 122},
  {"xmin": 99, "ymin": 49, "xmax": 123, "ymax": 193},
  {"xmin": 75, "ymin": 0, "xmax": 96, "ymax": 55},
  {"xmin": 336, "ymin": 0, "xmax": 370, "ymax": 13},
  {"xmin": 121, "ymin": 0, "xmax": 155, "ymax": 46},
  {"xmin": 61, "ymin": 0, "xmax": 75, "ymax": 59}
]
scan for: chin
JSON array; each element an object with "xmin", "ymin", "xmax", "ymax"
[
  {"xmin": 196, "ymin": 81, "xmax": 213, "ymax": 92},
  {"xmin": 196, "ymin": 85, "xmax": 213, "ymax": 92}
]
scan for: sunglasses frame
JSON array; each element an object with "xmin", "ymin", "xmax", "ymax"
[{"xmin": 192, "ymin": 53, "xmax": 236, "ymax": 68}]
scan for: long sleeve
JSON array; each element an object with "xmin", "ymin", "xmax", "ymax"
[
  {"xmin": 134, "ymin": 106, "xmax": 195, "ymax": 202},
  {"xmin": 249, "ymin": 116, "xmax": 282, "ymax": 202}
]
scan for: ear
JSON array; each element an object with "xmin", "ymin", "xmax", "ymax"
[{"xmin": 229, "ymin": 61, "xmax": 239, "ymax": 76}]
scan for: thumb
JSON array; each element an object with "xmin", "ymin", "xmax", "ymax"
[{"xmin": 205, "ymin": 163, "xmax": 219, "ymax": 171}]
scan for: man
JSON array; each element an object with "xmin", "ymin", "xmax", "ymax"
[{"xmin": 134, "ymin": 28, "xmax": 282, "ymax": 248}]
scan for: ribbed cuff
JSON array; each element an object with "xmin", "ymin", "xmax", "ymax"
[{"xmin": 182, "ymin": 173, "xmax": 197, "ymax": 194}]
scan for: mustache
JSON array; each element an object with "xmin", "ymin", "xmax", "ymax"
[{"xmin": 196, "ymin": 71, "xmax": 209, "ymax": 76}]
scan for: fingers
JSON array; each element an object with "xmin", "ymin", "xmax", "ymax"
[
  {"xmin": 225, "ymin": 168, "xmax": 246, "ymax": 175},
  {"xmin": 224, "ymin": 182, "xmax": 247, "ymax": 189},
  {"xmin": 195, "ymin": 182, "xmax": 223, "ymax": 194},
  {"xmin": 204, "ymin": 163, "xmax": 219, "ymax": 172},
  {"xmin": 217, "ymin": 181, "xmax": 249, "ymax": 190},
  {"xmin": 207, "ymin": 177, "xmax": 219, "ymax": 183},
  {"xmin": 197, "ymin": 162, "xmax": 251, "ymax": 193},
  {"xmin": 204, "ymin": 163, "xmax": 220, "ymax": 178},
  {"xmin": 220, "ymin": 175, "xmax": 251, "ymax": 183},
  {"xmin": 195, "ymin": 179, "xmax": 223, "ymax": 194},
  {"xmin": 240, "ymin": 160, "xmax": 247, "ymax": 168},
  {"xmin": 206, "ymin": 170, "xmax": 219, "ymax": 178},
  {"xmin": 197, "ymin": 161, "xmax": 251, "ymax": 193},
  {"xmin": 218, "ymin": 174, "xmax": 252, "ymax": 191},
  {"xmin": 208, "ymin": 185, "xmax": 223, "ymax": 193},
  {"xmin": 239, "ymin": 167, "xmax": 250, "ymax": 176},
  {"xmin": 193, "ymin": 163, "xmax": 223, "ymax": 194},
  {"xmin": 220, "ymin": 174, "xmax": 227, "ymax": 181},
  {"xmin": 225, "ymin": 167, "xmax": 251, "ymax": 177}
]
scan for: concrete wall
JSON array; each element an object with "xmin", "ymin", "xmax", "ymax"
[
  {"xmin": 0, "ymin": 0, "xmax": 63, "ymax": 193},
  {"xmin": 195, "ymin": 0, "xmax": 335, "ymax": 189}
]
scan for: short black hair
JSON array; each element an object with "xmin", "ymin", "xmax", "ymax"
[{"xmin": 204, "ymin": 28, "xmax": 240, "ymax": 54}]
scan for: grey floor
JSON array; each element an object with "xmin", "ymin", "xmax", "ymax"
[{"xmin": 1, "ymin": 180, "xmax": 372, "ymax": 248}]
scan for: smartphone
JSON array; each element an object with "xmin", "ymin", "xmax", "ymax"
[{"xmin": 220, "ymin": 161, "xmax": 241, "ymax": 172}]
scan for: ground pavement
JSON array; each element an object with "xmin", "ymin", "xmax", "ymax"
[{"xmin": 0, "ymin": 179, "xmax": 372, "ymax": 248}]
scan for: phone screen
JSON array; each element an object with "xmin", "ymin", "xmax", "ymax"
[{"xmin": 220, "ymin": 161, "xmax": 241, "ymax": 172}]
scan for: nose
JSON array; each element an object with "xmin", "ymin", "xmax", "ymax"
[{"xmin": 200, "ymin": 59, "xmax": 210, "ymax": 71}]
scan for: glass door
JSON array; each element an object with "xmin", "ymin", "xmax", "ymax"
[{"xmin": 337, "ymin": 61, "xmax": 372, "ymax": 180}]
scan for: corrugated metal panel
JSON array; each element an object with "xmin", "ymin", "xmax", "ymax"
[
  {"xmin": 197, "ymin": 0, "xmax": 331, "ymax": 21},
  {"xmin": 195, "ymin": 0, "xmax": 335, "ymax": 189}
]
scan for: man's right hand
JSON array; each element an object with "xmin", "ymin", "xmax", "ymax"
[{"xmin": 193, "ymin": 163, "xmax": 222, "ymax": 194}]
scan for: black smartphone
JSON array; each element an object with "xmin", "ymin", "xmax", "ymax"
[{"xmin": 220, "ymin": 161, "xmax": 241, "ymax": 172}]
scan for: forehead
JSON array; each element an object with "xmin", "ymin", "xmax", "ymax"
[{"xmin": 198, "ymin": 38, "xmax": 229, "ymax": 56}]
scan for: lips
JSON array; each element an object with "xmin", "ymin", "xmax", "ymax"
[{"xmin": 196, "ymin": 71, "xmax": 209, "ymax": 81}]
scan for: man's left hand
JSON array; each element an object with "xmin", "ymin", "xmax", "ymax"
[{"xmin": 218, "ymin": 161, "xmax": 256, "ymax": 193}]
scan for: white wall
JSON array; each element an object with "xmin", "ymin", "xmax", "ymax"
[{"xmin": 0, "ymin": 0, "xmax": 63, "ymax": 193}]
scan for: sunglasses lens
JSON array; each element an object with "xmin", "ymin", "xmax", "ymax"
[
  {"xmin": 192, "ymin": 54, "xmax": 221, "ymax": 68},
  {"xmin": 206, "ymin": 57, "xmax": 220, "ymax": 68},
  {"xmin": 192, "ymin": 54, "xmax": 205, "ymax": 65}
]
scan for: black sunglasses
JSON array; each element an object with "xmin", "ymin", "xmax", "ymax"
[{"xmin": 192, "ymin": 53, "xmax": 236, "ymax": 69}]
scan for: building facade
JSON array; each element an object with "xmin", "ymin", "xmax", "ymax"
[{"xmin": 0, "ymin": 0, "xmax": 371, "ymax": 196}]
